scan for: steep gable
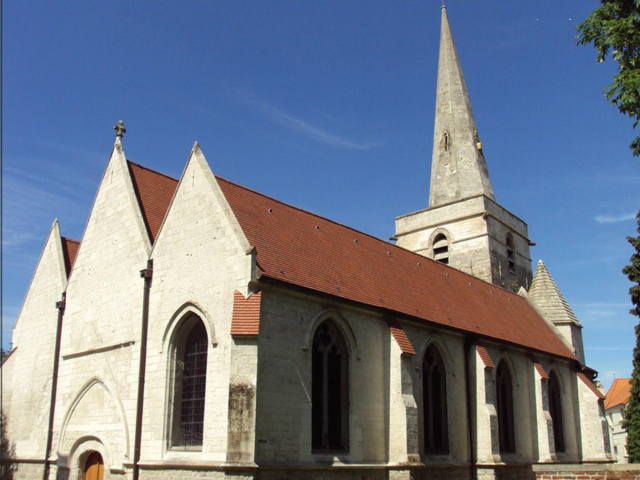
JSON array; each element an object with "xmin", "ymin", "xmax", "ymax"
[
  {"xmin": 61, "ymin": 142, "xmax": 155, "ymax": 351},
  {"xmin": 4, "ymin": 220, "xmax": 68, "ymax": 456},
  {"xmin": 12, "ymin": 220, "xmax": 68, "ymax": 336}
]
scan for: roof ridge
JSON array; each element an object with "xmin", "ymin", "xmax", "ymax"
[{"xmin": 127, "ymin": 159, "xmax": 179, "ymax": 183}]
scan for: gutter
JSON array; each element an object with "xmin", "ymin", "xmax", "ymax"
[
  {"xmin": 43, "ymin": 293, "xmax": 66, "ymax": 480},
  {"xmin": 133, "ymin": 260, "xmax": 153, "ymax": 480}
]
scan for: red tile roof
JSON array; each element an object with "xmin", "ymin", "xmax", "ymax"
[
  {"xmin": 528, "ymin": 355, "xmax": 549, "ymax": 379},
  {"xmin": 61, "ymin": 237, "xmax": 80, "ymax": 277},
  {"xmin": 475, "ymin": 344, "xmax": 495, "ymax": 369},
  {"xmin": 121, "ymin": 160, "xmax": 577, "ymax": 362},
  {"xmin": 386, "ymin": 319, "xmax": 416, "ymax": 355},
  {"xmin": 127, "ymin": 161, "xmax": 178, "ymax": 243},
  {"xmin": 605, "ymin": 378, "xmax": 631, "ymax": 409},
  {"xmin": 578, "ymin": 372, "xmax": 606, "ymax": 400},
  {"xmin": 216, "ymin": 177, "xmax": 577, "ymax": 362},
  {"xmin": 231, "ymin": 290, "xmax": 262, "ymax": 337}
]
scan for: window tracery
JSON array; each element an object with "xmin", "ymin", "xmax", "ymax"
[
  {"xmin": 312, "ymin": 319, "xmax": 349, "ymax": 452},
  {"xmin": 171, "ymin": 315, "xmax": 208, "ymax": 448},
  {"xmin": 423, "ymin": 344, "xmax": 449, "ymax": 454}
]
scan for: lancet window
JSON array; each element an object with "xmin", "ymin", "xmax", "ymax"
[
  {"xmin": 312, "ymin": 319, "xmax": 349, "ymax": 452},
  {"xmin": 496, "ymin": 361, "xmax": 516, "ymax": 453},
  {"xmin": 423, "ymin": 345, "xmax": 449, "ymax": 454},
  {"xmin": 171, "ymin": 315, "xmax": 208, "ymax": 448},
  {"xmin": 548, "ymin": 371, "xmax": 565, "ymax": 453}
]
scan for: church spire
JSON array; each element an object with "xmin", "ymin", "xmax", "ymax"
[{"xmin": 429, "ymin": 6, "xmax": 494, "ymax": 208}]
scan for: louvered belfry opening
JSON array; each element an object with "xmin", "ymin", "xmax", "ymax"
[
  {"xmin": 432, "ymin": 233, "xmax": 450, "ymax": 265},
  {"xmin": 549, "ymin": 371, "xmax": 565, "ymax": 453},
  {"xmin": 496, "ymin": 361, "xmax": 516, "ymax": 453},
  {"xmin": 423, "ymin": 345, "xmax": 449, "ymax": 454},
  {"xmin": 312, "ymin": 320, "xmax": 349, "ymax": 452},
  {"xmin": 172, "ymin": 316, "xmax": 208, "ymax": 448},
  {"xmin": 506, "ymin": 234, "xmax": 516, "ymax": 274}
]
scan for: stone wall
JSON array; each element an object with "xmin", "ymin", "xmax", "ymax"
[
  {"xmin": 535, "ymin": 464, "xmax": 640, "ymax": 479},
  {"xmin": 394, "ymin": 195, "xmax": 532, "ymax": 292}
]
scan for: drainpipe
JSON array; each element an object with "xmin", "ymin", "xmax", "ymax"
[
  {"xmin": 43, "ymin": 292, "xmax": 66, "ymax": 480},
  {"xmin": 464, "ymin": 337, "xmax": 477, "ymax": 480},
  {"xmin": 133, "ymin": 260, "xmax": 153, "ymax": 480}
]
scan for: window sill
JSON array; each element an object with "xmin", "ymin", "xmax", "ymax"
[
  {"xmin": 167, "ymin": 446, "xmax": 203, "ymax": 453},
  {"xmin": 311, "ymin": 452, "xmax": 352, "ymax": 464}
]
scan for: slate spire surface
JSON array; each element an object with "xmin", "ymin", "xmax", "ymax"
[{"xmin": 429, "ymin": 6, "xmax": 494, "ymax": 207}]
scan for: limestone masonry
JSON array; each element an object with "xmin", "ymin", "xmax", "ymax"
[{"xmin": 1, "ymin": 6, "xmax": 614, "ymax": 480}]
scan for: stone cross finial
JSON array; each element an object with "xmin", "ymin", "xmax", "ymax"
[{"xmin": 114, "ymin": 120, "xmax": 126, "ymax": 138}]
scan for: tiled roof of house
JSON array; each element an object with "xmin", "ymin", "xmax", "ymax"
[
  {"xmin": 61, "ymin": 238, "xmax": 80, "ymax": 278},
  {"xmin": 217, "ymin": 177, "xmax": 576, "ymax": 362},
  {"xmin": 127, "ymin": 161, "xmax": 178, "ymax": 243},
  {"xmin": 605, "ymin": 378, "xmax": 632, "ymax": 409},
  {"xmin": 126, "ymin": 161, "xmax": 576, "ymax": 362}
]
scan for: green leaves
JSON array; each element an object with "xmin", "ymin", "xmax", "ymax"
[
  {"xmin": 576, "ymin": 0, "xmax": 640, "ymax": 157},
  {"xmin": 622, "ymin": 212, "xmax": 640, "ymax": 462}
]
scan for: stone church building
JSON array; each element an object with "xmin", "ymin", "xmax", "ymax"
[{"xmin": 2, "ymin": 7, "xmax": 612, "ymax": 480}]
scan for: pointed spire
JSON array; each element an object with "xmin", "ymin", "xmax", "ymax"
[
  {"xmin": 429, "ymin": 6, "xmax": 494, "ymax": 208},
  {"xmin": 529, "ymin": 260, "xmax": 581, "ymax": 327}
]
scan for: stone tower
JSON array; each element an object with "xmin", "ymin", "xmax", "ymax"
[{"xmin": 394, "ymin": 6, "xmax": 533, "ymax": 291}]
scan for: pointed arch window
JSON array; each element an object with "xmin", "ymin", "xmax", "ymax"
[
  {"xmin": 506, "ymin": 234, "xmax": 516, "ymax": 274},
  {"xmin": 423, "ymin": 345, "xmax": 449, "ymax": 454},
  {"xmin": 548, "ymin": 371, "xmax": 565, "ymax": 453},
  {"xmin": 171, "ymin": 315, "xmax": 208, "ymax": 448},
  {"xmin": 433, "ymin": 233, "xmax": 450, "ymax": 265},
  {"xmin": 496, "ymin": 361, "xmax": 516, "ymax": 453},
  {"xmin": 312, "ymin": 319, "xmax": 349, "ymax": 452}
]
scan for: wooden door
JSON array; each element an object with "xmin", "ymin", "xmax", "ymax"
[{"xmin": 84, "ymin": 452, "xmax": 104, "ymax": 480}]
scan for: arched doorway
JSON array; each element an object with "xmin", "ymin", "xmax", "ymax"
[{"xmin": 83, "ymin": 452, "xmax": 104, "ymax": 480}]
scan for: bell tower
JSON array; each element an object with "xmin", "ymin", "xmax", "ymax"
[{"xmin": 394, "ymin": 6, "xmax": 533, "ymax": 291}]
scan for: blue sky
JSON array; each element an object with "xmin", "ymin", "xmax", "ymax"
[{"xmin": 2, "ymin": 0, "xmax": 638, "ymax": 392}]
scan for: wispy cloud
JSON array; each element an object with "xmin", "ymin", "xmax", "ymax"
[
  {"xmin": 235, "ymin": 89, "xmax": 380, "ymax": 151},
  {"xmin": 575, "ymin": 302, "xmax": 631, "ymax": 309},
  {"xmin": 594, "ymin": 213, "xmax": 636, "ymax": 224},
  {"xmin": 2, "ymin": 163, "xmax": 92, "ymax": 249}
]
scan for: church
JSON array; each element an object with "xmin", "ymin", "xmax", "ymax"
[{"xmin": 1, "ymin": 6, "xmax": 612, "ymax": 480}]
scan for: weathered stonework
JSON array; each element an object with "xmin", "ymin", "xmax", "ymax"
[
  {"xmin": 1, "ymin": 6, "xmax": 612, "ymax": 480},
  {"xmin": 395, "ymin": 195, "xmax": 533, "ymax": 292}
]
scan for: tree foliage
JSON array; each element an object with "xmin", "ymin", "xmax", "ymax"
[
  {"xmin": 623, "ymin": 214, "xmax": 640, "ymax": 462},
  {"xmin": 576, "ymin": 0, "xmax": 640, "ymax": 156}
]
